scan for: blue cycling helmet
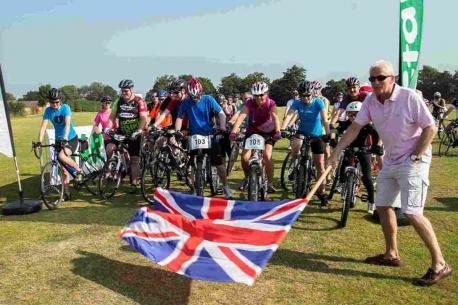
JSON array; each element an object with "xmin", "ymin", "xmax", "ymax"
[{"xmin": 157, "ymin": 89, "xmax": 168, "ymax": 97}]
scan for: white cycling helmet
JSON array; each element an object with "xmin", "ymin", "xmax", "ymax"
[
  {"xmin": 346, "ymin": 101, "xmax": 362, "ymax": 112},
  {"xmin": 251, "ymin": 82, "xmax": 269, "ymax": 95}
]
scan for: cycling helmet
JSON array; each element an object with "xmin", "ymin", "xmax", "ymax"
[
  {"xmin": 251, "ymin": 82, "xmax": 269, "ymax": 95},
  {"xmin": 346, "ymin": 101, "xmax": 362, "ymax": 112},
  {"xmin": 157, "ymin": 89, "xmax": 168, "ymax": 97},
  {"xmin": 118, "ymin": 79, "xmax": 134, "ymax": 89},
  {"xmin": 168, "ymin": 78, "xmax": 187, "ymax": 92},
  {"xmin": 297, "ymin": 80, "xmax": 313, "ymax": 95},
  {"xmin": 434, "ymin": 92, "xmax": 441, "ymax": 98},
  {"xmin": 100, "ymin": 96, "xmax": 112, "ymax": 103},
  {"xmin": 345, "ymin": 76, "xmax": 360, "ymax": 88},
  {"xmin": 187, "ymin": 78, "xmax": 203, "ymax": 99},
  {"xmin": 311, "ymin": 80, "xmax": 322, "ymax": 91},
  {"xmin": 48, "ymin": 88, "xmax": 61, "ymax": 100}
]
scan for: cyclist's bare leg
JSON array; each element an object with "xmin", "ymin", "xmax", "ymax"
[
  {"xmin": 263, "ymin": 144, "xmax": 274, "ymax": 185},
  {"xmin": 240, "ymin": 149, "xmax": 252, "ymax": 177},
  {"xmin": 290, "ymin": 138, "xmax": 302, "ymax": 158},
  {"xmin": 106, "ymin": 143, "xmax": 116, "ymax": 158},
  {"xmin": 130, "ymin": 156, "xmax": 140, "ymax": 185},
  {"xmin": 313, "ymin": 153, "xmax": 326, "ymax": 193},
  {"xmin": 216, "ymin": 163, "xmax": 228, "ymax": 186},
  {"xmin": 58, "ymin": 147, "xmax": 81, "ymax": 172}
]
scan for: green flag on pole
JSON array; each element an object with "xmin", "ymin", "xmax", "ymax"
[{"xmin": 399, "ymin": 0, "xmax": 424, "ymax": 89}]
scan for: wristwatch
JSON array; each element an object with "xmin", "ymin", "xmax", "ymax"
[{"xmin": 410, "ymin": 154, "xmax": 421, "ymax": 162}]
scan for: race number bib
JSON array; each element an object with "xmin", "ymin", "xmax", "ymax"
[
  {"xmin": 190, "ymin": 135, "xmax": 211, "ymax": 150},
  {"xmin": 244, "ymin": 134, "xmax": 265, "ymax": 150}
]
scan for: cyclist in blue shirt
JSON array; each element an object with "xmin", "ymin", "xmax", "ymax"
[
  {"xmin": 38, "ymin": 88, "xmax": 82, "ymax": 200},
  {"xmin": 175, "ymin": 78, "xmax": 233, "ymax": 199},
  {"xmin": 281, "ymin": 80, "xmax": 331, "ymax": 205}
]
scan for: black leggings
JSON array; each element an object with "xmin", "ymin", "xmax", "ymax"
[{"xmin": 339, "ymin": 151, "xmax": 374, "ymax": 204}]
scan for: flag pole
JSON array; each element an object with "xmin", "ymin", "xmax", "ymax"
[
  {"xmin": 0, "ymin": 64, "xmax": 42, "ymax": 215},
  {"xmin": 305, "ymin": 166, "xmax": 332, "ymax": 202}
]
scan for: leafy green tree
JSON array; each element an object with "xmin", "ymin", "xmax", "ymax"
[
  {"xmin": 5, "ymin": 92, "xmax": 16, "ymax": 102},
  {"xmin": 198, "ymin": 77, "xmax": 217, "ymax": 96},
  {"xmin": 417, "ymin": 66, "xmax": 457, "ymax": 101},
  {"xmin": 59, "ymin": 85, "xmax": 80, "ymax": 102},
  {"xmin": 153, "ymin": 75, "xmax": 176, "ymax": 91},
  {"xmin": 218, "ymin": 73, "xmax": 244, "ymax": 96},
  {"xmin": 19, "ymin": 90, "xmax": 41, "ymax": 102},
  {"xmin": 37, "ymin": 84, "xmax": 52, "ymax": 106},
  {"xmin": 269, "ymin": 65, "xmax": 306, "ymax": 106},
  {"xmin": 322, "ymin": 79, "xmax": 346, "ymax": 104}
]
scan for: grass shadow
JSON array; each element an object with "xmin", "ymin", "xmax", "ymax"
[
  {"xmin": 426, "ymin": 197, "xmax": 458, "ymax": 212},
  {"xmin": 270, "ymin": 249, "xmax": 415, "ymax": 283},
  {"xmin": 72, "ymin": 250, "xmax": 191, "ymax": 305}
]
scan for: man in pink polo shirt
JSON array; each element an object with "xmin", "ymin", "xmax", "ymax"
[{"xmin": 328, "ymin": 60, "xmax": 452, "ymax": 286}]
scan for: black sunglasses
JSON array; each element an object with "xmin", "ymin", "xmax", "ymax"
[
  {"xmin": 253, "ymin": 94, "xmax": 264, "ymax": 98},
  {"xmin": 369, "ymin": 75, "xmax": 391, "ymax": 82},
  {"xmin": 300, "ymin": 93, "xmax": 312, "ymax": 98},
  {"xmin": 50, "ymin": 100, "xmax": 60, "ymax": 104}
]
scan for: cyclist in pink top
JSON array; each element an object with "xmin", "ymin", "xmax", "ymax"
[
  {"xmin": 230, "ymin": 82, "xmax": 281, "ymax": 193},
  {"xmin": 93, "ymin": 96, "xmax": 116, "ymax": 146}
]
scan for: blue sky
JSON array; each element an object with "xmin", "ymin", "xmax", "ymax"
[{"xmin": 1, "ymin": 0, "xmax": 457, "ymax": 97}]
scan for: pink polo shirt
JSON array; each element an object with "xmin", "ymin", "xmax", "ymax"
[{"xmin": 355, "ymin": 84, "xmax": 434, "ymax": 165}]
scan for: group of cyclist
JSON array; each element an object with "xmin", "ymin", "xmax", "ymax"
[{"xmin": 37, "ymin": 74, "xmax": 457, "ymax": 212}]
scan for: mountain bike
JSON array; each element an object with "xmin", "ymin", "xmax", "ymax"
[
  {"xmin": 226, "ymin": 127, "xmax": 245, "ymax": 176},
  {"xmin": 188, "ymin": 129, "xmax": 224, "ymax": 197},
  {"xmin": 244, "ymin": 134, "xmax": 270, "ymax": 201},
  {"xmin": 98, "ymin": 133, "xmax": 130, "ymax": 199},
  {"xmin": 32, "ymin": 140, "xmax": 104, "ymax": 209},
  {"xmin": 439, "ymin": 120, "xmax": 458, "ymax": 157}
]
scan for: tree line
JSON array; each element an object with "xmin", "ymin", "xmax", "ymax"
[{"xmin": 5, "ymin": 65, "xmax": 458, "ymax": 116}]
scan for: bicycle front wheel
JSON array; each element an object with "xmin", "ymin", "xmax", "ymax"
[
  {"xmin": 208, "ymin": 159, "xmax": 220, "ymax": 196},
  {"xmin": 280, "ymin": 152, "xmax": 295, "ymax": 191},
  {"xmin": 99, "ymin": 159, "xmax": 122, "ymax": 199},
  {"xmin": 82, "ymin": 154, "xmax": 105, "ymax": 196},
  {"xmin": 341, "ymin": 171, "xmax": 356, "ymax": 228},
  {"xmin": 226, "ymin": 143, "xmax": 239, "ymax": 176},
  {"xmin": 40, "ymin": 161, "xmax": 64, "ymax": 210},
  {"xmin": 247, "ymin": 165, "xmax": 259, "ymax": 201},
  {"xmin": 194, "ymin": 160, "xmax": 205, "ymax": 196}
]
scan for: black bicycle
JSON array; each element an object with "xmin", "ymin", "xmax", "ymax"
[
  {"xmin": 281, "ymin": 129, "xmax": 316, "ymax": 199},
  {"xmin": 32, "ymin": 140, "xmax": 104, "ymax": 209},
  {"xmin": 98, "ymin": 132, "xmax": 130, "ymax": 199},
  {"xmin": 188, "ymin": 129, "xmax": 224, "ymax": 197},
  {"xmin": 438, "ymin": 120, "xmax": 458, "ymax": 157},
  {"xmin": 141, "ymin": 128, "xmax": 189, "ymax": 203},
  {"xmin": 226, "ymin": 128, "xmax": 245, "ymax": 176}
]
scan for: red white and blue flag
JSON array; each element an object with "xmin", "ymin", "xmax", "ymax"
[{"xmin": 119, "ymin": 188, "xmax": 308, "ymax": 285}]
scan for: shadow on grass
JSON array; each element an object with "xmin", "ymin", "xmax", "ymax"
[
  {"xmin": 0, "ymin": 176, "xmax": 41, "ymax": 204},
  {"xmin": 271, "ymin": 249, "xmax": 415, "ymax": 283},
  {"xmin": 425, "ymin": 197, "xmax": 458, "ymax": 212},
  {"xmin": 72, "ymin": 250, "xmax": 191, "ymax": 305}
]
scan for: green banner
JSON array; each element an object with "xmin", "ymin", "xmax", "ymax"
[{"xmin": 399, "ymin": 0, "xmax": 424, "ymax": 89}]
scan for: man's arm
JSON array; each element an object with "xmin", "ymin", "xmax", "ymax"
[
  {"xmin": 231, "ymin": 106, "xmax": 248, "ymax": 134},
  {"xmin": 175, "ymin": 117, "xmax": 183, "ymax": 131},
  {"xmin": 413, "ymin": 124, "xmax": 437, "ymax": 157},
  {"xmin": 271, "ymin": 106, "xmax": 280, "ymax": 132},
  {"xmin": 328, "ymin": 122, "xmax": 364, "ymax": 167},
  {"xmin": 330, "ymin": 108, "xmax": 345, "ymax": 126},
  {"xmin": 139, "ymin": 111, "xmax": 148, "ymax": 131}
]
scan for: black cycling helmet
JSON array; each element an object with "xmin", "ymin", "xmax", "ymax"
[
  {"xmin": 48, "ymin": 88, "xmax": 61, "ymax": 100},
  {"xmin": 297, "ymin": 80, "xmax": 313, "ymax": 95},
  {"xmin": 100, "ymin": 96, "xmax": 112, "ymax": 103},
  {"xmin": 168, "ymin": 78, "xmax": 187, "ymax": 92},
  {"xmin": 345, "ymin": 76, "xmax": 360, "ymax": 88},
  {"xmin": 118, "ymin": 79, "xmax": 134, "ymax": 89}
]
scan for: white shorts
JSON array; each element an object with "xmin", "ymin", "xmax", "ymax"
[{"xmin": 375, "ymin": 158, "xmax": 430, "ymax": 215}]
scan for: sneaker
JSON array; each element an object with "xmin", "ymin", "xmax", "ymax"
[
  {"xmin": 317, "ymin": 192, "xmax": 329, "ymax": 207},
  {"xmin": 238, "ymin": 178, "xmax": 248, "ymax": 191},
  {"xmin": 267, "ymin": 184, "xmax": 277, "ymax": 194},
  {"xmin": 129, "ymin": 184, "xmax": 139, "ymax": 194},
  {"xmin": 63, "ymin": 192, "xmax": 72, "ymax": 202},
  {"xmin": 222, "ymin": 186, "xmax": 234, "ymax": 199},
  {"xmin": 367, "ymin": 202, "xmax": 376, "ymax": 214},
  {"xmin": 415, "ymin": 264, "xmax": 452, "ymax": 286}
]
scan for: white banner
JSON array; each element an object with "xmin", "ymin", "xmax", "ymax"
[{"xmin": 0, "ymin": 94, "xmax": 14, "ymax": 158}]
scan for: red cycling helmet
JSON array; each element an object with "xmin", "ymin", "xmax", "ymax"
[{"xmin": 187, "ymin": 78, "xmax": 203, "ymax": 99}]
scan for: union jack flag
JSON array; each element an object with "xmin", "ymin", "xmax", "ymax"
[{"xmin": 119, "ymin": 188, "xmax": 308, "ymax": 285}]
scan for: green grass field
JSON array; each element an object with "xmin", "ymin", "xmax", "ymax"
[{"xmin": 0, "ymin": 112, "xmax": 457, "ymax": 305}]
